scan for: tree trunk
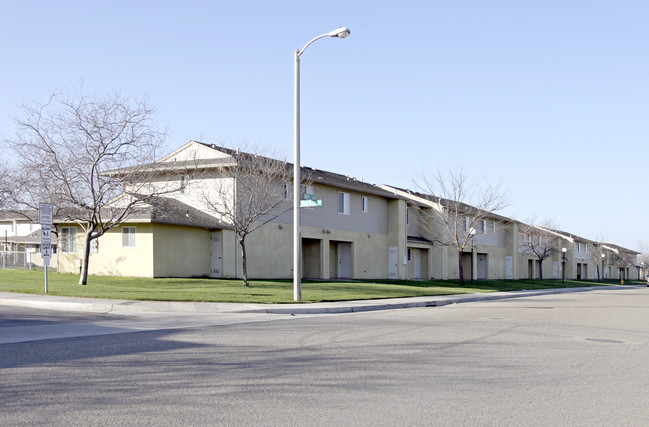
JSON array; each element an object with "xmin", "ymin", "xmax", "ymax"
[
  {"xmin": 240, "ymin": 237, "xmax": 249, "ymax": 286},
  {"xmin": 78, "ymin": 230, "xmax": 92, "ymax": 285},
  {"xmin": 538, "ymin": 258, "xmax": 543, "ymax": 280},
  {"xmin": 597, "ymin": 265, "xmax": 601, "ymax": 282},
  {"xmin": 458, "ymin": 250, "xmax": 465, "ymax": 286}
]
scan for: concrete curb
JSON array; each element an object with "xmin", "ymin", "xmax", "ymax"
[{"xmin": 0, "ymin": 285, "xmax": 635, "ymax": 316}]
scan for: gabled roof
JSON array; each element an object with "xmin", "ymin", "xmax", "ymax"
[
  {"xmin": 103, "ymin": 141, "xmax": 404, "ymax": 200},
  {"xmin": 602, "ymin": 243, "xmax": 640, "ymax": 255},
  {"xmin": 195, "ymin": 142, "xmax": 406, "ymax": 200},
  {"xmin": 53, "ymin": 197, "xmax": 229, "ymax": 230},
  {"xmin": 539, "ymin": 227, "xmax": 596, "ymax": 245},
  {"xmin": 0, "ymin": 210, "xmax": 38, "ymax": 222},
  {"xmin": 380, "ymin": 184, "xmax": 514, "ymax": 223},
  {"xmin": 125, "ymin": 196, "xmax": 230, "ymax": 229}
]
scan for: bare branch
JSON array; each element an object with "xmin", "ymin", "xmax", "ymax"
[
  {"xmin": 194, "ymin": 144, "xmax": 294, "ymax": 286},
  {"xmin": 414, "ymin": 165, "xmax": 508, "ymax": 285},
  {"xmin": 5, "ymin": 83, "xmax": 171, "ymax": 285}
]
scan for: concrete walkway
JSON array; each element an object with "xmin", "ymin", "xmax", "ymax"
[{"xmin": 0, "ymin": 285, "xmax": 631, "ymax": 316}]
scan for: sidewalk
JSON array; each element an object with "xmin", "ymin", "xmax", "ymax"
[{"xmin": 0, "ymin": 285, "xmax": 631, "ymax": 316}]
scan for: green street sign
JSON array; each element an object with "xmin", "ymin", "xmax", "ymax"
[{"xmin": 299, "ymin": 199, "xmax": 322, "ymax": 207}]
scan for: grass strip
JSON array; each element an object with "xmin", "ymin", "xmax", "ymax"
[{"xmin": 0, "ymin": 269, "xmax": 633, "ymax": 304}]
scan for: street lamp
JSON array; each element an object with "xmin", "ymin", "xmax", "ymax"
[
  {"xmin": 469, "ymin": 227, "xmax": 476, "ymax": 286},
  {"xmin": 561, "ymin": 247, "xmax": 567, "ymax": 284},
  {"xmin": 293, "ymin": 27, "xmax": 350, "ymax": 302},
  {"xmin": 600, "ymin": 253, "xmax": 606, "ymax": 281}
]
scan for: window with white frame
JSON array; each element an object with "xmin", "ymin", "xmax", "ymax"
[
  {"xmin": 362, "ymin": 196, "xmax": 368, "ymax": 213},
  {"xmin": 481, "ymin": 220, "xmax": 487, "ymax": 233},
  {"xmin": 338, "ymin": 192, "xmax": 350, "ymax": 215},
  {"xmin": 122, "ymin": 227, "xmax": 137, "ymax": 248},
  {"xmin": 60, "ymin": 227, "xmax": 77, "ymax": 253}
]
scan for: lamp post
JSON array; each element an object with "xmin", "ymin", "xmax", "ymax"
[
  {"xmin": 561, "ymin": 247, "xmax": 567, "ymax": 284},
  {"xmin": 469, "ymin": 227, "xmax": 476, "ymax": 286},
  {"xmin": 293, "ymin": 27, "xmax": 350, "ymax": 302},
  {"xmin": 600, "ymin": 253, "xmax": 606, "ymax": 281}
]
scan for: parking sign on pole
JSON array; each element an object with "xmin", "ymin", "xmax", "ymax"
[{"xmin": 39, "ymin": 203, "xmax": 53, "ymax": 293}]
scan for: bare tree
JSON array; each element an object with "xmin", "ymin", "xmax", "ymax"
[
  {"xmin": 635, "ymin": 242, "xmax": 649, "ymax": 282},
  {"xmin": 416, "ymin": 165, "xmax": 508, "ymax": 285},
  {"xmin": 196, "ymin": 146, "xmax": 294, "ymax": 286},
  {"xmin": 518, "ymin": 219, "xmax": 560, "ymax": 280},
  {"xmin": 613, "ymin": 249, "xmax": 635, "ymax": 283},
  {"xmin": 586, "ymin": 235, "xmax": 608, "ymax": 281},
  {"xmin": 0, "ymin": 162, "xmax": 11, "ymax": 210},
  {"xmin": 6, "ymin": 84, "xmax": 173, "ymax": 285}
]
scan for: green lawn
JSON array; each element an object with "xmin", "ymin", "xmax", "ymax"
[{"xmin": 0, "ymin": 269, "xmax": 633, "ymax": 304}]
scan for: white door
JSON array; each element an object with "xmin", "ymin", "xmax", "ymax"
[
  {"xmin": 210, "ymin": 231, "xmax": 222, "ymax": 278},
  {"xmin": 477, "ymin": 254, "xmax": 487, "ymax": 280},
  {"xmin": 413, "ymin": 249, "xmax": 421, "ymax": 279},
  {"xmin": 506, "ymin": 256, "xmax": 513, "ymax": 279},
  {"xmin": 388, "ymin": 246, "xmax": 398, "ymax": 279},
  {"xmin": 337, "ymin": 242, "xmax": 352, "ymax": 279}
]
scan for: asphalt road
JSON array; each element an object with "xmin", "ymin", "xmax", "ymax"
[{"xmin": 2, "ymin": 287, "xmax": 649, "ymax": 426}]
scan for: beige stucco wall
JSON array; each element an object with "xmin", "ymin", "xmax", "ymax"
[
  {"xmin": 57, "ymin": 225, "xmax": 87, "ymax": 275},
  {"xmin": 57, "ymin": 223, "xmax": 218, "ymax": 278},
  {"xmin": 91, "ymin": 224, "xmax": 155, "ymax": 277},
  {"xmin": 57, "ymin": 224, "xmax": 155, "ymax": 277},
  {"xmin": 242, "ymin": 221, "xmax": 394, "ymax": 280},
  {"xmin": 388, "ymin": 200, "xmax": 407, "ymax": 279},
  {"xmin": 151, "ymin": 224, "xmax": 212, "ymax": 277},
  {"xmin": 244, "ymin": 223, "xmax": 292, "ymax": 279}
]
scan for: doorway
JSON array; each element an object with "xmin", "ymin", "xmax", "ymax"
[{"xmin": 210, "ymin": 231, "xmax": 222, "ymax": 278}]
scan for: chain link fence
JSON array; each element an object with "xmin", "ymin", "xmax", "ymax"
[{"xmin": 0, "ymin": 251, "xmax": 57, "ymax": 271}]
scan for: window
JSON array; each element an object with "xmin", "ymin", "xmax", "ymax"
[
  {"xmin": 180, "ymin": 174, "xmax": 190, "ymax": 194},
  {"xmin": 406, "ymin": 207, "xmax": 410, "ymax": 225},
  {"xmin": 60, "ymin": 227, "xmax": 77, "ymax": 253},
  {"xmin": 283, "ymin": 182, "xmax": 291, "ymax": 199},
  {"xmin": 122, "ymin": 227, "xmax": 136, "ymax": 248},
  {"xmin": 338, "ymin": 192, "xmax": 350, "ymax": 215},
  {"xmin": 362, "ymin": 196, "xmax": 368, "ymax": 213},
  {"xmin": 90, "ymin": 238, "xmax": 98, "ymax": 254},
  {"xmin": 481, "ymin": 220, "xmax": 487, "ymax": 233}
]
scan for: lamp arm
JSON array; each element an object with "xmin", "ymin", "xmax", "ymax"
[{"xmin": 297, "ymin": 33, "xmax": 330, "ymax": 58}]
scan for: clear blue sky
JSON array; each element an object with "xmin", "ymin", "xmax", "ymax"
[{"xmin": 1, "ymin": 1, "xmax": 647, "ymax": 251}]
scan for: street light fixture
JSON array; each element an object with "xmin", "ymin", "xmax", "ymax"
[
  {"xmin": 561, "ymin": 247, "xmax": 567, "ymax": 284},
  {"xmin": 469, "ymin": 227, "xmax": 476, "ymax": 286},
  {"xmin": 293, "ymin": 27, "xmax": 350, "ymax": 302}
]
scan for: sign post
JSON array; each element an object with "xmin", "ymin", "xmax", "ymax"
[{"xmin": 39, "ymin": 203, "xmax": 53, "ymax": 293}]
